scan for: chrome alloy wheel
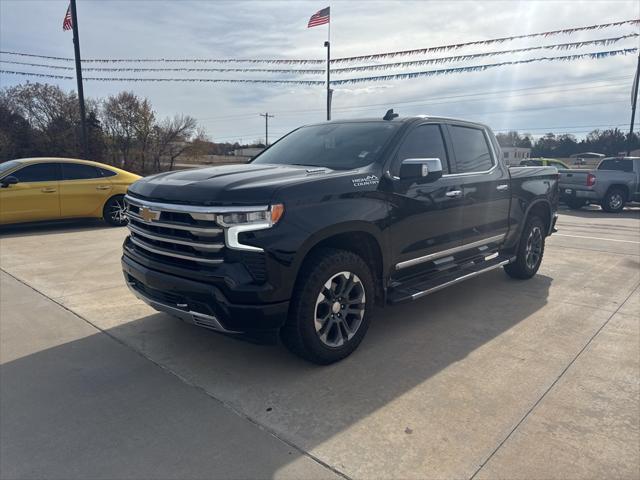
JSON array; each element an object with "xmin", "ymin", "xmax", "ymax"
[
  {"xmin": 525, "ymin": 226, "xmax": 543, "ymax": 270},
  {"xmin": 608, "ymin": 192, "xmax": 624, "ymax": 210},
  {"xmin": 314, "ymin": 271, "xmax": 366, "ymax": 348},
  {"xmin": 110, "ymin": 198, "xmax": 129, "ymax": 224}
]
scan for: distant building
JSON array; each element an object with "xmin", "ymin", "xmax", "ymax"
[
  {"xmin": 233, "ymin": 147, "xmax": 264, "ymax": 158},
  {"xmin": 501, "ymin": 147, "xmax": 531, "ymax": 165}
]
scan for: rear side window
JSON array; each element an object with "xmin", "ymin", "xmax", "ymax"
[
  {"xmin": 12, "ymin": 163, "xmax": 60, "ymax": 182},
  {"xmin": 396, "ymin": 124, "xmax": 450, "ymax": 173},
  {"xmin": 450, "ymin": 126, "xmax": 494, "ymax": 173},
  {"xmin": 62, "ymin": 163, "xmax": 101, "ymax": 180},
  {"xmin": 98, "ymin": 167, "xmax": 117, "ymax": 177},
  {"xmin": 598, "ymin": 159, "xmax": 633, "ymax": 172}
]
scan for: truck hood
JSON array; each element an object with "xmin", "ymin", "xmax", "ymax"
[{"xmin": 128, "ymin": 163, "xmax": 349, "ymax": 205}]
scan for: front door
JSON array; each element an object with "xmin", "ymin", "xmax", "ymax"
[
  {"xmin": 0, "ymin": 162, "xmax": 61, "ymax": 224},
  {"xmin": 385, "ymin": 123, "xmax": 466, "ymax": 273},
  {"xmin": 59, "ymin": 163, "xmax": 113, "ymax": 218},
  {"xmin": 446, "ymin": 123, "xmax": 511, "ymax": 247}
]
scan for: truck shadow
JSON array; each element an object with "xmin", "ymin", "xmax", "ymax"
[
  {"xmin": 0, "ymin": 269, "xmax": 552, "ymax": 478},
  {"xmin": 0, "ymin": 219, "xmax": 114, "ymax": 238},
  {"xmin": 559, "ymin": 205, "xmax": 640, "ymax": 220}
]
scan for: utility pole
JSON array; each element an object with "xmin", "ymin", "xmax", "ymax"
[
  {"xmin": 628, "ymin": 52, "xmax": 640, "ymax": 156},
  {"xmin": 70, "ymin": 0, "xmax": 88, "ymax": 158},
  {"xmin": 260, "ymin": 112, "xmax": 274, "ymax": 146}
]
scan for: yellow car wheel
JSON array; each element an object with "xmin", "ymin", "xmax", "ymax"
[{"xmin": 103, "ymin": 195, "xmax": 128, "ymax": 226}]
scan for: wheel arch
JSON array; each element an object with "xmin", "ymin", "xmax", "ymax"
[
  {"xmin": 294, "ymin": 223, "xmax": 386, "ymax": 304},
  {"xmin": 605, "ymin": 184, "xmax": 630, "ymax": 200}
]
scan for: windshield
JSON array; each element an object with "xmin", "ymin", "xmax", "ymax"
[
  {"xmin": 252, "ymin": 122, "xmax": 401, "ymax": 170},
  {"xmin": 0, "ymin": 160, "xmax": 20, "ymax": 177}
]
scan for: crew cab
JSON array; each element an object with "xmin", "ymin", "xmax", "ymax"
[
  {"xmin": 558, "ymin": 157, "xmax": 640, "ymax": 212},
  {"xmin": 121, "ymin": 113, "xmax": 559, "ymax": 364}
]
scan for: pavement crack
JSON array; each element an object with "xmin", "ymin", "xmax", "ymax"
[{"xmin": 468, "ymin": 281, "xmax": 640, "ymax": 480}]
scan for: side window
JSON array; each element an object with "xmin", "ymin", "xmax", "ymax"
[
  {"xmin": 62, "ymin": 163, "xmax": 101, "ymax": 180},
  {"xmin": 450, "ymin": 126, "xmax": 494, "ymax": 173},
  {"xmin": 12, "ymin": 163, "xmax": 60, "ymax": 182},
  {"xmin": 598, "ymin": 159, "xmax": 632, "ymax": 172},
  {"xmin": 396, "ymin": 124, "xmax": 450, "ymax": 174},
  {"xmin": 98, "ymin": 168, "xmax": 117, "ymax": 177}
]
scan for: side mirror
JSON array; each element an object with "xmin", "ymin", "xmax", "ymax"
[
  {"xmin": 0, "ymin": 176, "xmax": 18, "ymax": 188},
  {"xmin": 399, "ymin": 158, "xmax": 443, "ymax": 182}
]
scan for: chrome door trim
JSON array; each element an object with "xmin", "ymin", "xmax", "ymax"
[{"xmin": 395, "ymin": 234, "xmax": 505, "ymax": 270}]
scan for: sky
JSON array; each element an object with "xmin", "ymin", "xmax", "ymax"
[{"xmin": 0, "ymin": 0, "xmax": 639, "ymax": 144}]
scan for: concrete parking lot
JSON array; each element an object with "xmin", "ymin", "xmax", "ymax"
[{"xmin": 1, "ymin": 206, "xmax": 639, "ymax": 479}]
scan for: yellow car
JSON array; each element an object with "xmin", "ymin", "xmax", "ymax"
[{"xmin": 0, "ymin": 158, "xmax": 140, "ymax": 226}]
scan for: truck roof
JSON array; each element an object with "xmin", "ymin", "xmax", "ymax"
[{"xmin": 304, "ymin": 115, "xmax": 493, "ymax": 131}]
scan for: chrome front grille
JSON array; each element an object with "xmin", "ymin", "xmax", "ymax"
[{"xmin": 125, "ymin": 196, "xmax": 227, "ymax": 267}]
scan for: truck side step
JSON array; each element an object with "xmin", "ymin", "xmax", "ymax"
[{"xmin": 387, "ymin": 254, "xmax": 515, "ymax": 304}]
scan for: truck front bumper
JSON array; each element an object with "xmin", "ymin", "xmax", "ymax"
[{"xmin": 122, "ymin": 254, "xmax": 289, "ymax": 342}]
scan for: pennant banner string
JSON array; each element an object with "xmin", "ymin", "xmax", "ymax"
[
  {"xmin": 332, "ymin": 48, "xmax": 638, "ymax": 85},
  {"xmin": 0, "ymin": 19, "xmax": 637, "ymax": 65},
  {"xmin": 1, "ymin": 34, "xmax": 636, "ymax": 76},
  {"xmin": 0, "ymin": 48, "xmax": 635, "ymax": 85}
]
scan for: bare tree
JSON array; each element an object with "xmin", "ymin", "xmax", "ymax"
[
  {"xmin": 151, "ymin": 115, "xmax": 197, "ymax": 171},
  {"xmin": 102, "ymin": 92, "xmax": 154, "ymax": 170}
]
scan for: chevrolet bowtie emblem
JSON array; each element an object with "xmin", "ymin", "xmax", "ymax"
[{"xmin": 140, "ymin": 206, "xmax": 160, "ymax": 222}]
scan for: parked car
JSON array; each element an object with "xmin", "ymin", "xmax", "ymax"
[
  {"xmin": 121, "ymin": 113, "xmax": 558, "ymax": 364},
  {"xmin": 520, "ymin": 158, "xmax": 570, "ymax": 169},
  {"xmin": 558, "ymin": 157, "xmax": 640, "ymax": 212},
  {"xmin": 0, "ymin": 158, "xmax": 140, "ymax": 226}
]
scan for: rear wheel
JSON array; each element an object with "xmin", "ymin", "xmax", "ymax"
[
  {"xmin": 282, "ymin": 248, "xmax": 374, "ymax": 364},
  {"xmin": 504, "ymin": 216, "xmax": 546, "ymax": 280},
  {"xmin": 601, "ymin": 188, "xmax": 626, "ymax": 213},
  {"xmin": 103, "ymin": 195, "xmax": 128, "ymax": 226}
]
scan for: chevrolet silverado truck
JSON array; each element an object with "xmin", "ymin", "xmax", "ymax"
[
  {"xmin": 122, "ymin": 113, "xmax": 559, "ymax": 364},
  {"xmin": 558, "ymin": 157, "xmax": 640, "ymax": 212}
]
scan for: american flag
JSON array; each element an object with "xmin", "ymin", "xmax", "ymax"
[
  {"xmin": 307, "ymin": 7, "xmax": 330, "ymax": 28},
  {"xmin": 62, "ymin": 4, "xmax": 73, "ymax": 31}
]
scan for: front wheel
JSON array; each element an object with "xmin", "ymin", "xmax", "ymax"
[
  {"xmin": 281, "ymin": 248, "xmax": 374, "ymax": 364},
  {"xmin": 103, "ymin": 195, "xmax": 128, "ymax": 226},
  {"xmin": 504, "ymin": 216, "xmax": 546, "ymax": 280}
]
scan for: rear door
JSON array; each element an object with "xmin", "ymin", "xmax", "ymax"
[
  {"xmin": 445, "ymin": 123, "xmax": 511, "ymax": 247},
  {"xmin": 0, "ymin": 162, "xmax": 61, "ymax": 224},
  {"xmin": 59, "ymin": 163, "xmax": 113, "ymax": 218},
  {"xmin": 385, "ymin": 122, "xmax": 467, "ymax": 271}
]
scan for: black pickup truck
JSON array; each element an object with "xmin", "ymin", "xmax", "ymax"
[{"xmin": 122, "ymin": 113, "xmax": 558, "ymax": 364}]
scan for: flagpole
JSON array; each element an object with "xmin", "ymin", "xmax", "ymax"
[
  {"xmin": 324, "ymin": 15, "xmax": 331, "ymax": 121},
  {"xmin": 628, "ymin": 51, "xmax": 640, "ymax": 155},
  {"xmin": 69, "ymin": 0, "xmax": 88, "ymax": 158}
]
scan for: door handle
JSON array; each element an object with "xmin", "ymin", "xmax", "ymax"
[
  {"xmin": 496, "ymin": 184, "xmax": 509, "ymax": 191},
  {"xmin": 96, "ymin": 185, "xmax": 111, "ymax": 190},
  {"xmin": 445, "ymin": 190, "xmax": 463, "ymax": 198},
  {"xmin": 41, "ymin": 187, "xmax": 57, "ymax": 193}
]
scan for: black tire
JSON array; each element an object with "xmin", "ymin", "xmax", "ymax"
[
  {"xmin": 566, "ymin": 198, "xmax": 585, "ymax": 210},
  {"xmin": 103, "ymin": 195, "xmax": 128, "ymax": 226},
  {"xmin": 281, "ymin": 247, "xmax": 374, "ymax": 365},
  {"xmin": 504, "ymin": 216, "xmax": 546, "ymax": 280},
  {"xmin": 601, "ymin": 188, "xmax": 626, "ymax": 213}
]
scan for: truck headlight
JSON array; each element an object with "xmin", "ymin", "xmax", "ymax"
[
  {"xmin": 219, "ymin": 204, "xmax": 284, "ymax": 252},
  {"xmin": 216, "ymin": 204, "xmax": 284, "ymax": 227}
]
